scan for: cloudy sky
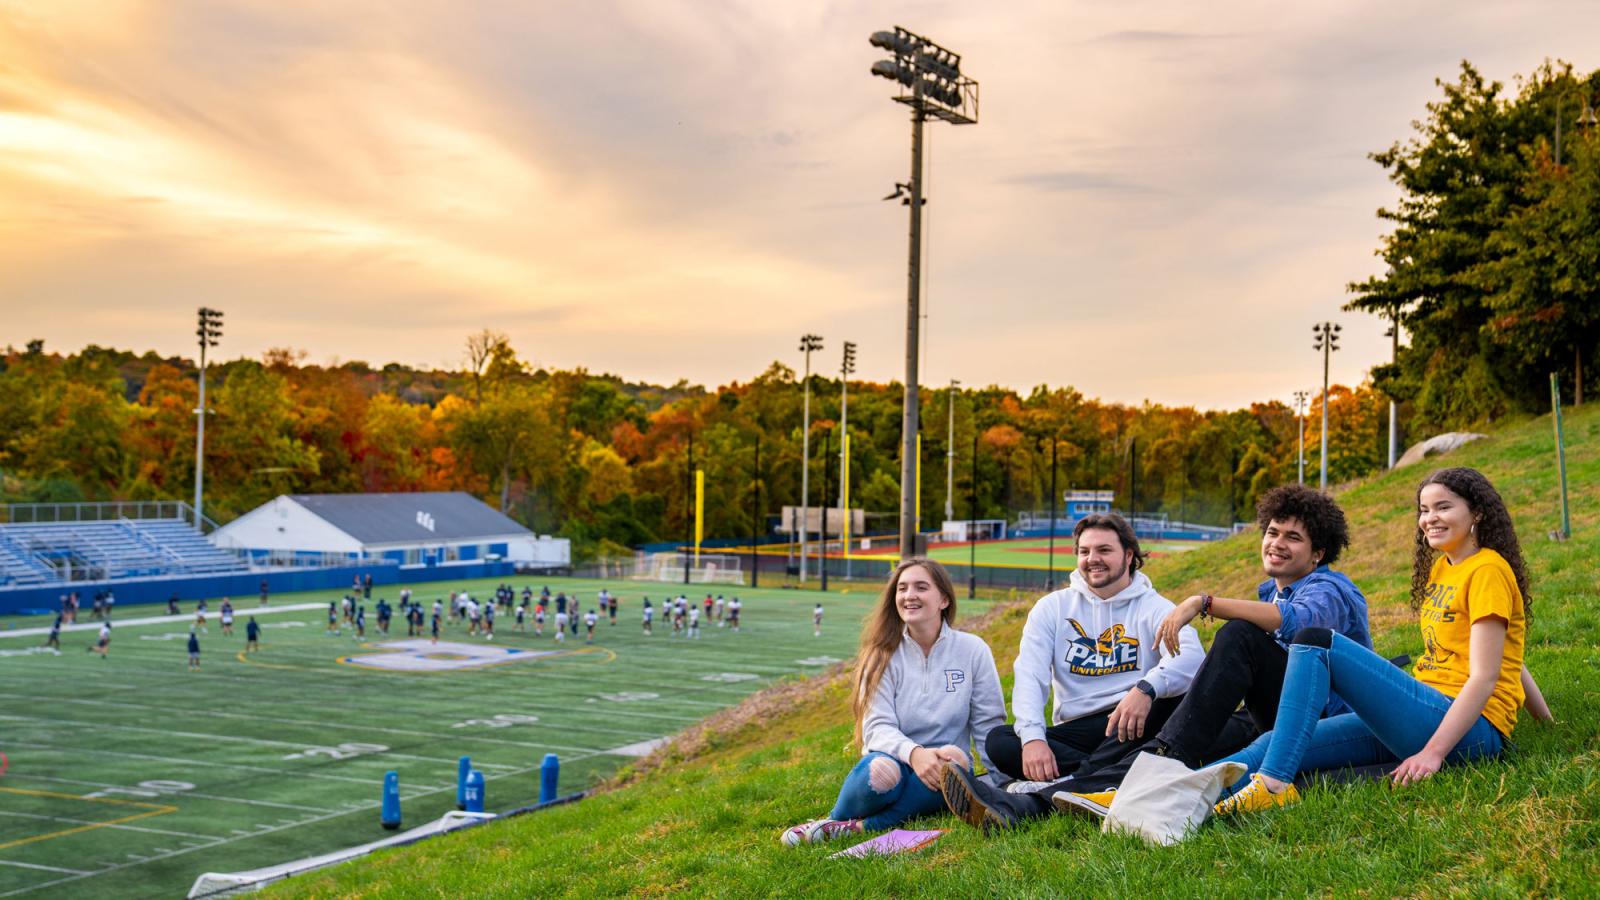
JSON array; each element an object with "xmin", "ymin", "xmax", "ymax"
[{"xmin": 3, "ymin": 1, "xmax": 1596, "ymax": 408}]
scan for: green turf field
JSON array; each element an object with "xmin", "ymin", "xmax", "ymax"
[
  {"xmin": 840, "ymin": 535, "xmax": 1207, "ymax": 569},
  {"xmin": 0, "ymin": 576, "xmax": 944, "ymax": 899}
]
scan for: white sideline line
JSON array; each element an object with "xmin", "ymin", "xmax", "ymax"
[
  {"xmin": 0, "ymin": 603, "xmax": 328, "ymax": 639},
  {"xmin": 0, "ymin": 860, "xmax": 92, "ymax": 875},
  {"xmin": 0, "ymin": 751, "xmax": 605, "ymax": 898},
  {"xmin": 604, "ymin": 737, "xmax": 669, "ymax": 757},
  {"xmin": 0, "ymin": 810, "xmax": 214, "ymax": 841}
]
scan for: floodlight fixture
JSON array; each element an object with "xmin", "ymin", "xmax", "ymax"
[{"xmin": 1580, "ymin": 97, "xmax": 1599, "ymax": 129}]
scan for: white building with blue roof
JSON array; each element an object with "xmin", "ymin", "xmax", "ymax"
[{"xmin": 209, "ymin": 492, "xmax": 569, "ymax": 571}]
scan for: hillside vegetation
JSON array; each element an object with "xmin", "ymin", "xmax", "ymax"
[{"xmin": 272, "ymin": 405, "xmax": 1600, "ymax": 898}]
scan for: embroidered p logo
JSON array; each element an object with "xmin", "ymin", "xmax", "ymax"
[{"xmin": 943, "ymin": 669, "xmax": 966, "ymax": 692}]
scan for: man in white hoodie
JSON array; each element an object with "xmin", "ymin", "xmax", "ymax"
[{"xmin": 942, "ymin": 514, "xmax": 1204, "ymax": 829}]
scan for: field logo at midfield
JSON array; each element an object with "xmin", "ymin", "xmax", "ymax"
[{"xmin": 340, "ymin": 639, "xmax": 565, "ymax": 672}]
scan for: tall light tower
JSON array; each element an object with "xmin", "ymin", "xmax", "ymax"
[
  {"xmin": 945, "ymin": 379, "xmax": 959, "ymax": 522},
  {"xmin": 193, "ymin": 307, "xmax": 223, "ymax": 525},
  {"xmin": 1293, "ymin": 390, "xmax": 1310, "ymax": 484},
  {"xmin": 1385, "ymin": 317, "xmax": 1401, "ymax": 468},
  {"xmin": 838, "ymin": 340, "xmax": 856, "ymax": 511},
  {"xmin": 838, "ymin": 341, "xmax": 856, "ymax": 578},
  {"xmin": 798, "ymin": 333, "xmax": 823, "ymax": 582},
  {"xmin": 869, "ymin": 26, "xmax": 978, "ymax": 559},
  {"xmin": 1312, "ymin": 322, "xmax": 1341, "ymax": 490}
]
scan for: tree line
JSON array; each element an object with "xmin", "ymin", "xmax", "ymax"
[{"xmin": 0, "ymin": 335, "xmax": 1388, "ymax": 559}]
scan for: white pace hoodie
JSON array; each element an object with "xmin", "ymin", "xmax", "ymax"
[
  {"xmin": 1011, "ymin": 569, "xmax": 1204, "ymax": 746},
  {"xmin": 861, "ymin": 623, "xmax": 1007, "ymax": 772}
]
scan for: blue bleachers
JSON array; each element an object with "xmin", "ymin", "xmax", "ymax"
[{"xmin": 0, "ymin": 518, "xmax": 247, "ymax": 586}]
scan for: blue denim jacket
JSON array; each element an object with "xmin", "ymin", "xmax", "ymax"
[{"xmin": 1257, "ymin": 565, "xmax": 1372, "ymax": 715}]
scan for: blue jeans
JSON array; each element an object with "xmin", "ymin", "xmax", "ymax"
[
  {"xmin": 829, "ymin": 752, "xmax": 947, "ymax": 831},
  {"xmin": 1218, "ymin": 632, "xmax": 1503, "ymax": 787}
]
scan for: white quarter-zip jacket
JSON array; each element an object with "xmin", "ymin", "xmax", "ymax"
[
  {"xmin": 1011, "ymin": 569, "xmax": 1204, "ymax": 745},
  {"xmin": 861, "ymin": 623, "xmax": 1007, "ymax": 772}
]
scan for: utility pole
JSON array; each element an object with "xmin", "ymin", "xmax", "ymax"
[
  {"xmin": 1293, "ymin": 390, "xmax": 1310, "ymax": 484},
  {"xmin": 750, "ymin": 435, "xmax": 760, "ymax": 589},
  {"xmin": 820, "ymin": 428, "xmax": 832, "ymax": 592},
  {"xmin": 945, "ymin": 379, "xmax": 959, "ymax": 524},
  {"xmin": 1386, "ymin": 318, "xmax": 1400, "ymax": 468},
  {"xmin": 839, "ymin": 342, "xmax": 856, "ymax": 580},
  {"xmin": 193, "ymin": 307, "xmax": 223, "ymax": 527},
  {"xmin": 1313, "ymin": 322, "xmax": 1341, "ymax": 490},
  {"xmin": 684, "ymin": 431, "xmax": 693, "ymax": 586},
  {"xmin": 1046, "ymin": 438, "xmax": 1058, "ymax": 592},
  {"xmin": 798, "ymin": 334, "xmax": 823, "ymax": 582}
]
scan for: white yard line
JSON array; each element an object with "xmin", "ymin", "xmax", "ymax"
[
  {"xmin": 0, "ymin": 860, "xmax": 92, "ymax": 876},
  {"xmin": 0, "ymin": 603, "xmax": 328, "ymax": 640}
]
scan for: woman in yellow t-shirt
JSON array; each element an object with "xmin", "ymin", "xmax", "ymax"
[{"xmin": 1214, "ymin": 467, "xmax": 1552, "ymax": 813}]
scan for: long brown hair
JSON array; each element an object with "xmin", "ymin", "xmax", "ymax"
[
  {"xmin": 851, "ymin": 558, "xmax": 958, "ymax": 748},
  {"xmin": 1411, "ymin": 467, "xmax": 1531, "ymax": 616}
]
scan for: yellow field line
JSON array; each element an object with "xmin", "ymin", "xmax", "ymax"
[{"xmin": 0, "ymin": 786, "xmax": 177, "ymax": 850}]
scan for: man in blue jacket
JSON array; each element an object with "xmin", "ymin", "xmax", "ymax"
[{"xmin": 1051, "ymin": 483, "xmax": 1371, "ymax": 811}]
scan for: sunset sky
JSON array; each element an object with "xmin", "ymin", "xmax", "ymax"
[{"xmin": 3, "ymin": 1, "xmax": 1596, "ymax": 408}]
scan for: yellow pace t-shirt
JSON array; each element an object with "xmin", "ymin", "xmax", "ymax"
[{"xmin": 1413, "ymin": 547, "xmax": 1526, "ymax": 737}]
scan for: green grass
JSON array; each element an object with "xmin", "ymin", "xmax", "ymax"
[
  {"xmin": 267, "ymin": 403, "xmax": 1600, "ymax": 897},
  {"xmin": 0, "ymin": 578, "xmax": 997, "ymax": 898}
]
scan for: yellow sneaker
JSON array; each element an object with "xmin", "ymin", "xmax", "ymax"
[
  {"xmin": 1213, "ymin": 774, "xmax": 1300, "ymax": 815},
  {"xmin": 1050, "ymin": 789, "xmax": 1115, "ymax": 819}
]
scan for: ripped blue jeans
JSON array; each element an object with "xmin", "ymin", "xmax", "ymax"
[{"xmin": 828, "ymin": 751, "xmax": 947, "ymax": 830}]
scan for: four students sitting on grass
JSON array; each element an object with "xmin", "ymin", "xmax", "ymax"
[{"xmin": 783, "ymin": 467, "xmax": 1552, "ymax": 845}]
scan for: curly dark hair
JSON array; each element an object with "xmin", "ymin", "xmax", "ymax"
[
  {"xmin": 1072, "ymin": 514, "xmax": 1148, "ymax": 574},
  {"xmin": 1411, "ymin": 467, "xmax": 1531, "ymax": 615},
  {"xmin": 1255, "ymin": 484, "xmax": 1350, "ymax": 568}
]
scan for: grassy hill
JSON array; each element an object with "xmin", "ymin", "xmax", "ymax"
[{"xmin": 271, "ymin": 405, "xmax": 1600, "ymax": 898}]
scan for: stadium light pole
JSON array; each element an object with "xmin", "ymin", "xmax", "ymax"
[
  {"xmin": 839, "ymin": 342, "xmax": 856, "ymax": 580},
  {"xmin": 193, "ymin": 307, "xmax": 223, "ymax": 526},
  {"xmin": 1385, "ymin": 317, "xmax": 1401, "ymax": 468},
  {"xmin": 820, "ymin": 427, "xmax": 832, "ymax": 592},
  {"xmin": 945, "ymin": 379, "xmax": 959, "ymax": 523},
  {"xmin": 869, "ymin": 26, "xmax": 978, "ymax": 561},
  {"xmin": 684, "ymin": 431, "xmax": 693, "ymax": 586},
  {"xmin": 1313, "ymin": 322, "xmax": 1341, "ymax": 490},
  {"xmin": 798, "ymin": 333, "xmax": 823, "ymax": 582},
  {"xmin": 750, "ymin": 435, "xmax": 760, "ymax": 589},
  {"xmin": 1293, "ymin": 390, "xmax": 1310, "ymax": 484}
]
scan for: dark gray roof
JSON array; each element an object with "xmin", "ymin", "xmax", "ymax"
[{"xmin": 289, "ymin": 492, "xmax": 532, "ymax": 546}]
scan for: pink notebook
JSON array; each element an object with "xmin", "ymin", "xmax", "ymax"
[{"xmin": 830, "ymin": 829, "xmax": 945, "ymax": 858}]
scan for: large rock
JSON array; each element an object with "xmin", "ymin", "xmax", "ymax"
[{"xmin": 1396, "ymin": 432, "xmax": 1487, "ymax": 468}]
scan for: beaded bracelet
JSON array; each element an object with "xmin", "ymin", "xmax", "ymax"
[{"xmin": 1199, "ymin": 593, "xmax": 1214, "ymax": 622}]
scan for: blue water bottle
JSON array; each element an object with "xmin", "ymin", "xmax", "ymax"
[
  {"xmin": 381, "ymin": 771, "xmax": 402, "ymax": 830},
  {"xmin": 540, "ymin": 753, "xmax": 559, "ymax": 804}
]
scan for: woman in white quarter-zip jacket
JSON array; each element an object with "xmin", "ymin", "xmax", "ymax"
[{"xmin": 781, "ymin": 558, "xmax": 1006, "ymax": 846}]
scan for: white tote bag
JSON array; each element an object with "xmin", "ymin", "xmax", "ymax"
[{"xmin": 1101, "ymin": 752, "xmax": 1248, "ymax": 846}]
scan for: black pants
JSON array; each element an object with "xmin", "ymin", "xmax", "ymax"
[
  {"xmin": 985, "ymin": 695, "xmax": 1184, "ymax": 782},
  {"xmin": 1056, "ymin": 620, "xmax": 1286, "ymax": 792}
]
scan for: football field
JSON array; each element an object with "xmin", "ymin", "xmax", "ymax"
[{"xmin": 0, "ymin": 576, "xmax": 914, "ymax": 898}]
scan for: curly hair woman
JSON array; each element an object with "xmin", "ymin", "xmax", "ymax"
[
  {"xmin": 1212, "ymin": 467, "xmax": 1552, "ymax": 814},
  {"xmin": 781, "ymin": 558, "xmax": 1005, "ymax": 844}
]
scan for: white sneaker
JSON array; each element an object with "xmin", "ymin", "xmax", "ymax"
[{"xmin": 780, "ymin": 818, "xmax": 861, "ymax": 847}]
